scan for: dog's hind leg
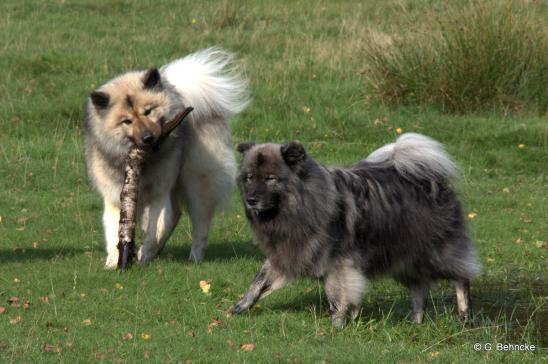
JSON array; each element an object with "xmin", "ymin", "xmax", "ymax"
[
  {"xmin": 183, "ymin": 177, "xmax": 218, "ymax": 263},
  {"xmin": 103, "ymin": 199, "xmax": 121, "ymax": 269},
  {"xmin": 233, "ymin": 260, "xmax": 289, "ymax": 314},
  {"xmin": 454, "ymin": 279, "xmax": 471, "ymax": 322},
  {"xmin": 138, "ymin": 194, "xmax": 181, "ymax": 264},
  {"xmin": 408, "ymin": 280, "xmax": 431, "ymax": 324},
  {"xmin": 324, "ymin": 261, "xmax": 367, "ymax": 328}
]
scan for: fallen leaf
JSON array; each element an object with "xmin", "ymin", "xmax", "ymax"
[
  {"xmin": 10, "ymin": 315, "xmax": 22, "ymax": 325},
  {"xmin": 95, "ymin": 352, "xmax": 107, "ymax": 360},
  {"xmin": 467, "ymin": 212, "xmax": 477, "ymax": 220},
  {"xmin": 0, "ymin": 215, "xmax": 3, "ymax": 223},
  {"xmin": 429, "ymin": 351, "xmax": 440, "ymax": 358},
  {"xmin": 0, "ymin": 306, "xmax": 6, "ymax": 314},
  {"xmin": 227, "ymin": 339, "xmax": 234, "ymax": 347},
  {"xmin": 186, "ymin": 330, "xmax": 196, "ymax": 337},
  {"xmin": 199, "ymin": 280, "xmax": 211, "ymax": 294},
  {"xmin": 17, "ymin": 216, "xmax": 29, "ymax": 225},
  {"xmin": 115, "ymin": 283, "xmax": 123, "ymax": 290},
  {"xmin": 123, "ymin": 332, "xmax": 133, "ymax": 341},
  {"xmin": 239, "ymin": 343, "xmax": 255, "ymax": 352},
  {"xmin": 32, "ymin": 242, "xmax": 39, "ymax": 248},
  {"xmin": 144, "ymin": 351, "xmax": 150, "ymax": 359},
  {"xmin": 207, "ymin": 318, "xmax": 221, "ymax": 333},
  {"xmin": 534, "ymin": 240, "xmax": 546, "ymax": 249},
  {"xmin": 502, "ymin": 187, "xmax": 510, "ymax": 193},
  {"xmin": 83, "ymin": 319, "xmax": 92, "ymax": 326},
  {"xmin": 396, "ymin": 127, "xmax": 403, "ymax": 134},
  {"xmin": 141, "ymin": 332, "xmax": 151, "ymax": 341},
  {"xmin": 23, "ymin": 300, "xmax": 31, "ymax": 310},
  {"xmin": 42, "ymin": 344, "xmax": 54, "ymax": 353},
  {"xmin": 303, "ymin": 106, "xmax": 311, "ymax": 113},
  {"xmin": 486, "ymin": 257, "xmax": 495, "ymax": 263},
  {"xmin": 40, "ymin": 296, "xmax": 49, "ymax": 303},
  {"xmin": 13, "ymin": 278, "xmax": 20, "ymax": 283},
  {"xmin": 8, "ymin": 297, "xmax": 19, "ymax": 307},
  {"xmin": 518, "ymin": 144, "xmax": 525, "ymax": 149}
]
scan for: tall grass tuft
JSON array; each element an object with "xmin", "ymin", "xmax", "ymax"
[{"xmin": 363, "ymin": 1, "xmax": 548, "ymax": 114}]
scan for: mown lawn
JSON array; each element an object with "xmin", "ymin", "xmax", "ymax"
[{"xmin": 0, "ymin": 0, "xmax": 546, "ymax": 363}]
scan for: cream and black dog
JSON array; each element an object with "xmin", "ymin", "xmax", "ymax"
[{"xmin": 84, "ymin": 48, "xmax": 250, "ymax": 269}]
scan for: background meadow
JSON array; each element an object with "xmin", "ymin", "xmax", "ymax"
[{"xmin": 0, "ymin": 0, "xmax": 546, "ymax": 362}]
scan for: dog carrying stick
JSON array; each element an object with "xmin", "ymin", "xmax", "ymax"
[{"xmin": 117, "ymin": 107, "xmax": 194, "ymax": 271}]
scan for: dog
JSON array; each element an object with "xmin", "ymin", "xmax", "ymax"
[
  {"xmin": 84, "ymin": 48, "xmax": 250, "ymax": 269},
  {"xmin": 233, "ymin": 134, "xmax": 481, "ymax": 327}
]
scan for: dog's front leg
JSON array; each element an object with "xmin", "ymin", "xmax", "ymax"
[
  {"xmin": 324, "ymin": 261, "xmax": 367, "ymax": 328},
  {"xmin": 233, "ymin": 260, "xmax": 289, "ymax": 314},
  {"xmin": 103, "ymin": 199, "xmax": 121, "ymax": 269}
]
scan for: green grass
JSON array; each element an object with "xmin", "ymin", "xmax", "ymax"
[{"xmin": 0, "ymin": 0, "xmax": 546, "ymax": 362}]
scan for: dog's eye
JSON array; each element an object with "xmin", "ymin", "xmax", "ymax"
[
  {"xmin": 121, "ymin": 118, "xmax": 132, "ymax": 125},
  {"xmin": 265, "ymin": 175, "xmax": 278, "ymax": 183},
  {"xmin": 143, "ymin": 107, "xmax": 154, "ymax": 116}
]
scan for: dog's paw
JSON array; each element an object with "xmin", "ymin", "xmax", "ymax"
[
  {"xmin": 458, "ymin": 309, "xmax": 470, "ymax": 323},
  {"xmin": 232, "ymin": 302, "xmax": 249, "ymax": 315},
  {"xmin": 331, "ymin": 314, "xmax": 348, "ymax": 329},
  {"xmin": 104, "ymin": 254, "xmax": 119, "ymax": 270},
  {"xmin": 138, "ymin": 246, "xmax": 157, "ymax": 264},
  {"xmin": 188, "ymin": 248, "xmax": 205, "ymax": 263},
  {"xmin": 411, "ymin": 312, "xmax": 424, "ymax": 324}
]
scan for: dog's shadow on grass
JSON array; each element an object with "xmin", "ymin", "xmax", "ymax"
[
  {"xmin": 263, "ymin": 277, "xmax": 548, "ymax": 330},
  {"xmin": 162, "ymin": 239, "xmax": 263, "ymax": 263},
  {"xmin": 269, "ymin": 289, "xmax": 412, "ymax": 323},
  {"xmin": 0, "ymin": 247, "xmax": 88, "ymax": 263}
]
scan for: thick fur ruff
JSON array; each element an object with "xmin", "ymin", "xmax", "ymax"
[
  {"xmin": 84, "ymin": 48, "xmax": 250, "ymax": 268},
  {"xmin": 234, "ymin": 134, "xmax": 481, "ymax": 326}
]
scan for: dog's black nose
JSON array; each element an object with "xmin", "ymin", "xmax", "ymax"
[
  {"xmin": 246, "ymin": 197, "xmax": 258, "ymax": 207},
  {"xmin": 142, "ymin": 132, "xmax": 154, "ymax": 144}
]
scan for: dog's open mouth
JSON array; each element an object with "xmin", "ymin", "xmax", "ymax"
[{"xmin": 251, "ymin": 207, "xmax": 278, "ymax": 221}]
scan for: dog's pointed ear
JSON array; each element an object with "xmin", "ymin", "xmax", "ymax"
[
  {"xmin": 142, "ymin": 68, "xmax": 161, "ymax": 89},
  {"xmin": 237, "ymin": 142, "xmax": 256, "ymax": 154},
  {"xmin": 281, "ymin": 141, "xmax": 306, "ymax": 165},
  {"xmin": 90, "ymin": 91, "xmax": 110, "ymax": 110}
]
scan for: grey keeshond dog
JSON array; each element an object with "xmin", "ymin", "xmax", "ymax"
[{"xmin": 233, "ymin": 133, "xmax": 481, "ymax": 327}]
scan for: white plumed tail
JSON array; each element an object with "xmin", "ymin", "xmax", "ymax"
[
  {"xmin": 366, "ymin": 133, "xmax": 459, "ymax": 181},
  {"xmin": 161, "ymin": 48, "xmax": 250, "ymax": 121}
]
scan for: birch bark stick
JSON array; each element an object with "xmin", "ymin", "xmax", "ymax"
[{"xmin": 117, "ymin": 107, "xmax": 194, "ymax": 271}]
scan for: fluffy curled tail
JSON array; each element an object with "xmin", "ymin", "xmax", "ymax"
[
  {"xmin": 161, "ymin": 47, "xmax": 250, "ymax": 121},
  {"xmin": 366, "ymin": 133, "xmax": 459, "ymax": 181}
]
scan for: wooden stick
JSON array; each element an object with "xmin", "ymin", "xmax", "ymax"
[{"xmin": 117, "ymin": 106, "xmax": 194, "ymax": 271}]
